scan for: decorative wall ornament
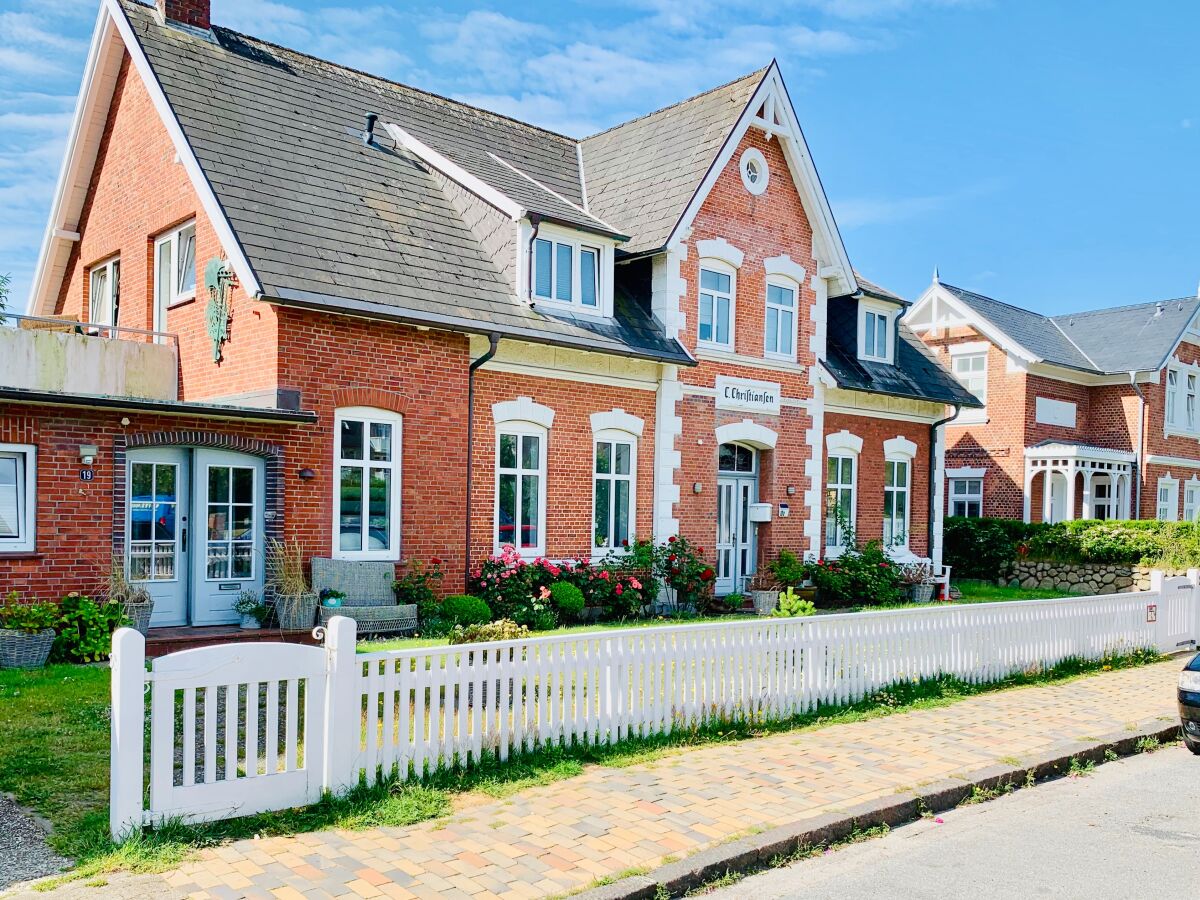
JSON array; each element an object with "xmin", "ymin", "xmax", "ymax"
[{"xmin": 204, "ymin": 258, "xmax": 235, "ymax": 362}]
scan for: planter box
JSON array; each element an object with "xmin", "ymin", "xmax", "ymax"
[
  {"xmin": 0, "ymin": 628, "xmax": 56, "ymax": 669},
  {"xmin": 239, "ymin": 615, "xmax": 262, "ymax": 630}
]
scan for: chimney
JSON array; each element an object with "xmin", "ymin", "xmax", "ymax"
[{"xmin": 157, "ymin": 0, "xmax": 210, "ymax": 30}]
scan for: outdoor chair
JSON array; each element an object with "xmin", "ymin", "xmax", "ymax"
[{"xmin": 311, "ymin": 557, "xmax": 418, "ymax": 636}]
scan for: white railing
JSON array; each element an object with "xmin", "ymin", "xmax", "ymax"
[{"xmin": 110, "ymin": 572, "xmax": 1200, "ymax": 838}]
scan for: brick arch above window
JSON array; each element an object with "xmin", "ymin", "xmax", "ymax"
[{"xmin": 332, "ymin": 387, "xmax": 410, "ymax": 417}]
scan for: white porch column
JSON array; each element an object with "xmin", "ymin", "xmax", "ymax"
[
  {"xmin": 1119, "ymin": 472, "xmax": 1132, "ymax": 520},
  {"xmin": 1081, "ymin": 469, "xmax": 1094, "ymax": 520},
  {"xmin": 1065, "ymin": 464, "xmax": 1078, "ymax": 521},
  {"xmin": 1023, "ymin": 464, "xmax": 1035, "ymax": 523},
  {"xmin": 1042, "ymin": 468, "xmax": 1055, "ymax": 523}
]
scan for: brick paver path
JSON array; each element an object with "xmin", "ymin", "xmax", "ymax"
[{"xmin": 26, "ymin": 662, "xmax": 1185, "ymax": 900}]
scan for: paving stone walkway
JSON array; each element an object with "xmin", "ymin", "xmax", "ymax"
[{"xmin": 12, "ymin": 661, "xmax": 1183, "ymax": 900}]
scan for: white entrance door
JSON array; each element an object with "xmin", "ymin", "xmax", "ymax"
[
  {"xmin": 715, "ymin": 443, "xmax": 758, "ymax": 595},
  {"xmin": 129, "ymin": 449, "xmax": 190, "ymax": 627},
  {"xmin": 128, "ymin": 448, "xmax": 265, "ymax": 627},
  {"xmin": 192, "ymin": 449, "xmax": 266, "ymax": 626},
  {"xmin": 1048, "ymin": 472, "xmax": 1067, "ymax": 523}
]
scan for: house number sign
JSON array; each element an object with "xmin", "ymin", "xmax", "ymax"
[
  {"xmin": 79, "ymin": 469, "xmax": 95, "ymax": 482},
  {"xmin": 204, "ymin": 258, "xmax": 235, "ymax": 363}
]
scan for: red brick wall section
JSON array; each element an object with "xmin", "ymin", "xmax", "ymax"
[
  {"xmin": 822, "ymin": 414, "xmax": 932, "ymax": 557},
  {"xmin": 54, "ymin": 54, "xmax": 279, "ymax": 405},
  {"xmin": 158, "ymin": 0, "xmax": 210, "ymax": 30}
]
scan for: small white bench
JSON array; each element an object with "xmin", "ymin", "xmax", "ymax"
[{"xmin": 311, "ymin": 557, "xmax": 418, "ymax": 636}]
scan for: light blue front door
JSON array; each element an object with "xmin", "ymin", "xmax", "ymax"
[{"xmin": 128, "ymin": 447, "xmax": 265, "ymax": 627}]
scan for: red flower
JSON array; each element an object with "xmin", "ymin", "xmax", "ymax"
[
  {"xmin": 615, "ymin": 584, "xmax": 624, "ymax": 595},
  {"xmin": 599, "ymin": 570, "xmax": 611, "ymax": 580},
  {"xmin": 430, "ymin": 557, "xmax": 442, "ymax": 566},
  {"xmin": 668, "ymin": 553, "xmax": 677, "ymax": 562},
  {"xmin": 668, "ymin": 536, "xmax": 677, "ymax": 543},
  {"xmin": 700, "ymin": 567, "xmax": 715, "ymax": 582},
  {"xmin": 621, "ymin": 539, "xmax": 629, "ymax": 547}
]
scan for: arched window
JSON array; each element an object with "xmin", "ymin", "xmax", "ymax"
[
  {"xmin": 591, "ymin": 410, "xmax": 643, "ymax": 555},
  {"xmin": 883, "ymin": 436, "xmax": 918, "ymax": 549},
  {"xmin": 333, "ymin": 406, "xmax": 403, "ymax": 560},
  {"xmin": 493, "ymin": 398, "xmax": 554, "ymax": 557},
  {"xmin": 825, "ymin": 431, "xmax": 862, "ymax": 555}
]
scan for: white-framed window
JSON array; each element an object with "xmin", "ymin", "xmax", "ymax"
[
  {"xmin": 825, "ymin": 455, "xmax": 856, "ymax": 552},
  {"xmin": 858, "ymin": 298, "xmax": 896, "ymax": 363},
  {"xmin": 496, "ymin": 428, "xmax": 546, "ymax": 557},
  {"xmin": 949, "ymin": 477, "xmax": 983, "ymax": 517},
  {"xmin": 593, "ymin": 433, "xmax": 635, "ymax": 553},
  {"xmin": 1167, "ymin": 369, "xmax": 1178, "ymax": 426},
  {"xmin": 884, "ymin": 459, "xmax": 911, "ymax": 548},
  {"xmin": 205, "ymin": 464, "xmax": 256, "ymax": 580},
  {"xmin": 698, "ymin": 262, "xmax": 736, "ymax": 349},
  {"xmin": 739, "ymin": 147, "xmax": 769, "ymax": 195},
  {"xmin": 128, "ymin": 460, "xmax": 180, "ymax": 582},
  {"xmin": 764, "ymin": 278, "xmax": 797, "ymax": 359},
  {"xmin": 153, "ymin": 221, "xmax": 196, "ymax": 332},
  {"xmin": 1157, "ymin": 474, "xmax": 1179, "ymax": 522},
  {"xmin": 533, "ymin": 228, "xmax": 601, "ymax": 311},
  {"xmin": 334, "ymin": 407, "xmax": 402, "ymax": 560},
  {"xmin": 1184, "ymin": 478, "xmax": 1200, "ymax": 523},
  {"xmin": 88, "ymin": 256, "xmax": 119, "ymax": 329},
  {"xmin": 952, "ymin": 353, "xmax": 987, "ymax": 405},
  {"xmin": 1187, "ymin": 374, "xmax": 1196, "ymax": 431},
  {"xmin": 0, "ymin": 444, "xmax": 36, "ymax": 554}
]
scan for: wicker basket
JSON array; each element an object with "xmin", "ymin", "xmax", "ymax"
[
  {"xmin": 275, "ymin": 592, "xmax": 318, "ymax": 631},
  {"xmin": 910, "ymin": 583, "xmax": 935, "ymax": 603},
  {"xmin": 123, "ymin": 600, "xmax": 154, "ymax": 636},
  {"xmin": 0, "ymin": 628, "xmax": 56, "ymax": 669},
  {"xmin": 751, "ymin": 590, "xmax": 779, "ymax": 616}
]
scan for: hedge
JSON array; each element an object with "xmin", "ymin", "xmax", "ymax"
[{"xmin": 943, "ymin": 516, "xmax": 1200, "ymax": 581}]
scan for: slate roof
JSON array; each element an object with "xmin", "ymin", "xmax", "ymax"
[
  {"xmin": 580, "ymin": 70, "xmax": 767, "ymax": 255},
  {"xmin": 120, "ymin": 0, "xmax": 688, "ymax": 363},
  {"xmin": 825, "ymin": 294, "xmax": 982, "ymax": 408},
  {"xmin": 940, "ymin": 282, "xmax": 1200, "ymax": 374}
]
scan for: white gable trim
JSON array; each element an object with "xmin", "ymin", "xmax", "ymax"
[
  {"xmin": 665, "ymin": 62, "xmax": 856, "ymax": 299},
  {"xmin": 493, "ymin": 396, "xmax": 555, "ymax": 429},
  {"xmin": 30, "ymin": 0, "xmax": 262, "ymax": 315},
  {"xmin": 906, "ymin": 283, "xmax": 1039, "ymax": 365},
  {"xmin": 715, "ymin": 419, "xmax": 777, "ymax": 450}
]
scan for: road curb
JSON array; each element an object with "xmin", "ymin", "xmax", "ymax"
[{"xmin": 576, "ymin": 718, "xmax": 1181, "ymax": 900}]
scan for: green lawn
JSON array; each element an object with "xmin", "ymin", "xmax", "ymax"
[{"xmin": 952, "ymin": 579, "xmax": 1071, "ymax": 603}]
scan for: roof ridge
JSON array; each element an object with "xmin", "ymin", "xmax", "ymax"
[
  {"xmin": 1046, "ymin": 318, "xmax": 1101, "ymax": 370},
  {"xmin": 939, "ymin": 281, "xmax": 1053, "ymax": 322},
  {"xmin": 581, "ymin": 66, "xmax": 769, "ymax": 141},
  {"xmin": 485, "ymin": 150, "xmax": 624, "ymax": 235},
  {"xmin": 1050, "ymin": 295, "xmax": 1200, "ymax": 320}
]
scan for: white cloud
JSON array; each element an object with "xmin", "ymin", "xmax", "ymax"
[
  {"xmin": 804, "ymin": 0, "xmax": 978, "ymax": 19},
  {"xmin": 0, "ymin": 12, "xmax": 88, "ymax": 53},
  {"xmin": 835, "ymin": 179, "xmax": 1001, "ymax": 228}
]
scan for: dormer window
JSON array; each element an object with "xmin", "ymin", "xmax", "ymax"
[
  {"xmin": 533, "ymin": 229, "xmax": 600, "ymax": 310},
  {"xmin": 858, "ymin": 298, "xmax": 897, "ymax": 364}
]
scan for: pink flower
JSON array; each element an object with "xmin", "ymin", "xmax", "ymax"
[
  {"xmin": 615, "ymin": 584, "xmax": 623, "ymax": 595},
  {"xmin": 599, "ymin": 570, "xmax": 611, "ymax": 581},
  {"xmin": 629, "ymin": 578, "xmax": 642, "ymax": 590},
  {"xmin": 539, "ymin": 586, "xmax": 551, "ymax": 601},
  {"xmin": 934, "ymin": 817, "xmax": 944, "ymax": 824}
]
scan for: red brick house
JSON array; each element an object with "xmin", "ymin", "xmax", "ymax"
[
  {"xmin": 1, "ymin": 0, "xmax": 975, "ymax": 624},
  {"xmin": 909, "ymin": 276, "xmax": 1200, "ymax": 523}
]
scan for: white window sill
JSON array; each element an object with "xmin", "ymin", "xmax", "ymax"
[
  {"xmin": 763, "ymin": 350, "xmax": 797, "ymax": 364},
  {"xmin": 333, "ymin": 550, "xmax": 401, "ymax": 563},
  {"xmin": 697, "ymin": 339, "xmax": 735, "ymax": 354},
  {"xmin": 858, "ymin": 354, "xmax": 892, "ymax": 365},
  {"xmin": 168, "ymin": 292, "xmax": 197, "ymax": 309},
  {"xmin": 531, "ymin": 295, "xmax": 605, "ymax": 318},
  {"xmin": 696, "ymin": 347, "xmax": 806, "ymax": 372}
]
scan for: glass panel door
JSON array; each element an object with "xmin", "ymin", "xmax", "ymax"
[
  {"xmin": 191, "ymin": 449, "xmax": 265, "ymax": 626},
  {"xmin": 128, "ymin": 448, "xmax": 190, "ymax": 627}
]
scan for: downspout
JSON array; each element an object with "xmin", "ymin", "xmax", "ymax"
[
  {"xmin": 929, "ymin": 404, "xmax": 960, "ymax": 580},
  {"xmin": 526, "ymin": 213, "xmax": 542, "ymax": 303},
  {"xmin": 1129, "ymin": 371, "xmax": 1145, "ymax": 520},
  {"xmin": 465, "ymin": 333, "xmax": 502, "ymax": 585}
]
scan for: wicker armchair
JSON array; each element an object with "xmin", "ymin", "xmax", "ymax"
[{"xmin": 310, "ymin": 557, "xmax": 418, "ymax": 636}]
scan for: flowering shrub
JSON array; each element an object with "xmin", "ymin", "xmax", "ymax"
[
  {"xmin": 393, "ymin": 558, "xmax": 444, "ymax": 616},
  {"xmin": 656, "ymin": 535, "xmax": 714, "ymax": 611},
  {"xmin": 807, "ymin": 542, "xmax": 903, "ymax": 607}
]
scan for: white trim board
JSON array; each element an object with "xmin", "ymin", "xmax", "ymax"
[{"xmin": 1146, "ymin": 454, "xmax": 1200, "ymax": 471}]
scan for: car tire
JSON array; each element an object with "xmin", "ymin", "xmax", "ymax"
[{"xmin": 1186, "ymin": 736, "xmax": 1200, "ymax": 756}]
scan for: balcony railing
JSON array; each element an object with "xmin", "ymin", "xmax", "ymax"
[{"xmin": 0, "ymin": 313, "xmax": 180, "ymax": 401}]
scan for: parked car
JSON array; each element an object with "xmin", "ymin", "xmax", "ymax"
[{"xmin": 1180, "ymin": 652, "xmax": 1200, "ymax": 755}]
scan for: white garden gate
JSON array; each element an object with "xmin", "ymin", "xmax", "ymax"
[{"xmin": 110, "ymin": 571, "xmax": 1200, "ymax": 839}]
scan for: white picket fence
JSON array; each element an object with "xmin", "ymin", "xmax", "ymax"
[{"xmin": 109, "ymin": 572, "xmax": 1200, "ymax": 838}]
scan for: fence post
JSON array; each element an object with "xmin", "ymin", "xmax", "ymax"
[
  {"xmin": 1189, "ymin": 569, "xmax": 1200, "ymax": 645},
  {"xmin": 110, "ymin": 627, "xmax": 145, "ymax": 841},
  {"xmin": 1149, "ymin": 569, "xmax": 1166, "ymax": 651},
  {"xmin": 323, "ymin": 615, "xmax": 359, "ymax": 794}
]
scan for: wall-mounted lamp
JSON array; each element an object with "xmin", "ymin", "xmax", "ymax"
[
  {"xmin": 786, "ymin": 485, "xmax": 797, "ymax": 496},
  {"xmin": 693, "ymin": 482, "xmax": 703, "ymax": 494},
  {"xmin": 298, "ymin": 468, "xmax": 316, "ymax": 480},
  {"xmin": 79, "ymin": 444, "xmax": 98, "ymax": 466}
]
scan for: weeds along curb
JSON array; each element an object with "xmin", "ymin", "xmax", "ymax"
[{"xmin": 577, "ymin": 717, "xmax": 1182, "ymax": 900}]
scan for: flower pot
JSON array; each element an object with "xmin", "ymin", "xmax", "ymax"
[
  {"xmin": 275, "ymin": 592, "xmax": 318, "ymax": 631},
  {"xmin": 239, "ymin": 614, "xmax": 262, "ymax": 630},
  {"xmin": 0, "ymin": 628, "xmax": 56, "ymax": 669},
  {"xmin": 910, "ymin": 583, "xmax": 935, "ymax": 603},
  {"xmin": 751, "ymin": 590, "xmax": 779, "ymax": 616},
  {"xmin": 123, "ymin": 600, "xmax": 155, "ymax": 637}
]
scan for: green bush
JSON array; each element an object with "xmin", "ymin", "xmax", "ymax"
[
  {"xmin": 448, "ymin": 619, "xmax": 530, "ymax": 645},
  {"xmin": 768, "ymin": 549, "xmax": 807, "ymax": 588},
  {"xmin": 772, "ymin": 587, "xmax": 816, "ymax": 618},
  {"xmin": 0, "ymin": 593, "xmax": 58, "ymax": 633},
  {"xmin": 50, "ymin": 594, "xmax": 128, "ymax": 663},
  {"xmin": 548, "ymin": 582, "xmax": 585, "ymax": 619},
  {"xmin": 440, "ymin": 594, "xmax": 492, "ymax": 629},
  {"xmin": 808, "ymin": 542, "xmax": 903, "ymax": 607}
]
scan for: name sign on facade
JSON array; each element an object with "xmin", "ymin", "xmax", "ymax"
[{"xmin": 715, "ymin": 376, "xmax": 781, "ymax": 416}]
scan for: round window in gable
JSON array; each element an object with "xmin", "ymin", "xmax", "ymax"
[{"xmin": 740, "ymin": 147, "xmax": 769, "ymax": 196}]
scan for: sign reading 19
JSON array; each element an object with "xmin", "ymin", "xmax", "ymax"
[{"xmin": 80, "ymin": 469, "xmax": 95, "ymax": 482}]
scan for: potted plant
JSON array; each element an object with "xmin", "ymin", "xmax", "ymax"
[
  {"xmin": 106, "ymin": 557, "xmax": 154, "ymax": 636},
  {"xmin": 899, "ymin": 560, "xmax": 935, "ymax": 603},
  {"xmin": 266, "ymin": 539, "xmax": 318, "ymax": 630},
  {"xmin": 747, "ymin": 570, "xmax": 781, "ymax": 616},
  {"xmin": 723, "ymin": 592, "xmax": 747, "ymax": 613},
  {"xmin": 233, "ymin": 590, "xmax": 268, "ymax": 630},
  {"xmin": 0, "ymin": 592, "xmax": 59, "ymax": 669}
]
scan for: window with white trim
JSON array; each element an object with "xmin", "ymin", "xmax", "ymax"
[
  {"xmin": 1167, "ymin": 369, "xmax": 1178, "ymax": 426},
  {"xmin": 593, "ymin": 432, "xmax": 635, "ymax": 552},
  {"xmin": 0, "ymin": 445, "xmax": 36, "ymax": 554},
  {"xmin": 1184, "ymin": 479, "xmax": 1200, "ymax": 523},
  {"xmin": 88, "ymin": 256, "xmax": 119, "ymax": 329},
  {"xmin": 949, "ymin": 477, "xmax": 983, "ymax": 517},
  {"xmin": 1188, "ymin": 374, "xmax": 1196, "ymax": 431},
  {"xmin": 496, "ymin": 429, "xmax": 546, "ymax": 556},
  {"xmin": 334, "ymin": 407, "xmax": 402, "ymax": 560},
  {"xmin": 1157, "ymin": 475, "xmax": 1179, "ymax": 522},
  {"xmin": 153, "ymin": 221, "xmax": 196, "ymax": 331},
  {"xmin": 825, "ymin": 455, "xmax": 856, "ymax": 551},
  {"xmin": 533, "ymin": 230, "xmax": 601, "ymax": 310},
  {"xmin": 858, "ymin": 299, "xmax": 896, "ymax": 363},
  {"xmin": 764, "ymin": 278, "xmax": 797, "ymax": 359},
  {"xmin": 698, "ymin": 263, "xmax": 735, "ymax": 349},
  {"xmin": 952, "ymin": 353, "xmax": 987, "ymax": 406},
  {"xmin": 883, "ymin": 458, "xmax": 911, "ymax": 548},
  {"xmin": 205, "ymin": 465, "xmax": 256, "ymax": 580}
]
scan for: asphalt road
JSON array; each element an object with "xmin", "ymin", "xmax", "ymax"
[{"xmin": 710, "ymin": 743, "xmax": 1200, "ymax": 899}]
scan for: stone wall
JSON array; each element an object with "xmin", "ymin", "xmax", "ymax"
[{"xmin": 1011, "ymin": 560, "xmax": 1193, "ymax": 594}]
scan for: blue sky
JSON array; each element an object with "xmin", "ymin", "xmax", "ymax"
[{"xmin": 2, "ymin": 0, "xmax": 1198, "ymax": 315}]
